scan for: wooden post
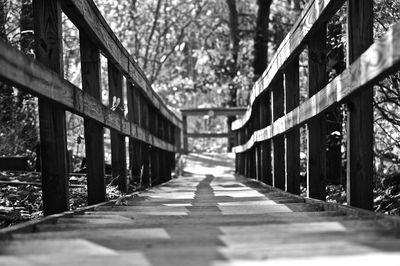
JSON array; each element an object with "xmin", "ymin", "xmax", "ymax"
[
  {"xmin": 254, "ymin": 102, "xmax": 261, "ymax": 181},
  {"xmin": 149, "ymin": 108, "xmax": 159, "ymax": 185},
  {"xmin": 307, "ymin": 25, "xmax": 327, "ymax": 200},
  {"xmin": 141, "ymin": 97, "xmax": 150, "ymax": 187},
  {"xmin": 33, "ymin": 0, "xmax": 69, "ymax": 215},
  {"xmin": 182, "ymin": 115, "xmax": 188, "ymax": 154},
  {"xmin": 244, "ymin": 126, "xmax": 249, "ymax": 177},
  {"xmin": 108, "ymin": 62, "xmax": 127, "ymax": 192},
  {"xmin": 80, "ymin": 33, "xmax": 106, "ymax": 204},
  {"xmin": 346, "ymin": 0, "xmax": 373, "ymax": 210},
  {"xmin": 284, "ymin": 57, "xmax": 300, "ymax": 195},
  {"xmin": 260, "ymin": 93, "xmax": 272, "ymax": 185},
  {"xmin": 271, "ymin": 76, "xmax": 285, "ymax": 190},
  {"xmin": 127, "ymin": 82, "xmax": 142, "ymax": 188}
]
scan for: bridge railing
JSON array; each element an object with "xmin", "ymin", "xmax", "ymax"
[
  {"xmin": 0, "ymin": 0, "xmax": 182, "ymax": 215},
  {"xmin": 180, "ymin": 107, "xmax": 247, "ymax": 153},
  {"xmin": 232, "ymin": 0, "xmax": 400, "ymax": 210}
]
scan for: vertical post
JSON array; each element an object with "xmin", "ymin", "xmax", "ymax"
[
  {"xmin": 141, "ymin": 97, "xmax": 150, "ymax": 187},
  {"xmin": 182, "ymin": 115, "xmax": 188, "ymax": 154},
  {"xmin": 254, "ymin": 102, "xmax": 261, "ymax": 181},
  {"xmin": 33, "ymin": 0, "xmax": 69, "ymax": 215},
  {"xmin": 80, "ymin": 33, "xmax": 106, "ymax": 204},
  {"xmin": 271, "ymin": 76, "xmax": 285, "ymax": 189},
  {"xmin": 284, "ymin": 57, "xmax": 300, "ymax": 195},
  {"xmin": 307, "ymin": 25, "xmax": 327, "ymax": 200},
  {"xmin": 260, "ymin": 93, "xmax": 272, "ymax": 185},
  {"xmin": 244, "ymin": 126, "xmax": 249, "ymax": 177},
  {"xmin": 127, "ymin": 82, "xmax": 142, "ymax": 187},
  {"xmin": 149, "ymin": 108, "xmax": 159, "ymax": 185},
  {"xmin": 346, "ymin": 0, "xmax": 373, "ymax": 210},
  {"xmin": 108, "ymin": 62, "xmax": 127, "ymax": 192}
]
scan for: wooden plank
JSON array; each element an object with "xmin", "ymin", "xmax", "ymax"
[
  {"xmin": 232, "ymin": 0, "xmax": 346, "ymax": 131},
  {"xmin": 0, "ymin": 38, "xmax": 176, "ymax": 152},
  {"xmin": 346, "ymin": 0, "xmax": 374, "ymax": 210},
  {"xmin": 284, "ymin": 57, "xmax": 300, "ymax": 195},
  {"xmin": 80, "ymin": 32, "xmax": 106, "ymax": 204},
  {"xmin": 232, "ymin": 23, "xmax": 400, "ymax": 155},
  {"xmin": 60, "ymin": 0, "xmax": 181, "ymax": 129},
  {"xmin": 271, "ymin": 76, "xmax": 285, "ymax": 190},
  {"xmin": 108, "ymin": 61, "xmax": 127, "ymax": 192},
  {"xmin": 33, "ymin": 0, "xmax": 69, "ymax": 216},
  {"xmin": 307, "ymin": 25, "xmax": 327, "ymax": 200},
  {"xmin": 180, "ymin": 107, "xmax": 247, "ymax": 117}
]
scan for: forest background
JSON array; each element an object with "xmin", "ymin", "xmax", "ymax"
[{"xmin": 0, "ymin": 0, "xmax": 400, "ymax": 226}]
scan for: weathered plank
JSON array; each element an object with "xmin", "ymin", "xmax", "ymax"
[
  {"xmin": 232, "ymin": 22, "xmax": 400, "ymax": 154},
  {"xmin": 0, "ymin": 39, "xmax": 177, "ymax": 152},
  {"xmin": 61, "ymin": 0, "xmax": 181, "ymax": 128},
  {"xmin": 33, "ymin": 0, "xmax": 69, "ymax": 215},
  {"xmin": 346, "ymin": 0, "xmax": 374, "ymax": 210},
  {"xmin": 232, "ymin": 0, "xmax": 346, "ymax": 131},
  {"xmin": 80, "ymin": 32, "xmax": 106, "ymax": 204}
]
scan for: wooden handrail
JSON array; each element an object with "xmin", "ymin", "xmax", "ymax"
[
  {"xmin": 0, "ymin": 0, "xmax": 182, "ymax": 215},
  {"xmin": 232, "ymin": 0, "xmax": 345, "ymax": 131},
  {"xmin": 62, "ymin": 0, "xmax": 182, "ymax": 128},
  {"xmin": 232, "ymin": 0, "xmax": 389, "ymax": 210},
  {"xmin": 232, "ymin": 22, "xmax": 400, "ymax": 153}
]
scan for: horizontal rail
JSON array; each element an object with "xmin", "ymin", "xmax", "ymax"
[
  {"xmin": 0, "ymin": 39, "xmax": 176, "ymax": 153},
  {"xmin": 62, "ymin": 0, "xmax": 181, "ymax": 128},
  {"xmin": 187, "ymin": 133, "xmax": 230, "ymax": 138},
  {"xmin": 232, "ymin": 0, "xmax": 345, "ymax": 131},
  {"xmin": 181, "ymin": 107, "xmax": 247, "ymax": 117},
  {"xmin": 233, "ymin": 22, "xmax": 400, "ymax": 153}
]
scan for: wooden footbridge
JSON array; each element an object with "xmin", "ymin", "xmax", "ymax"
[{"xmin": 2, "ymin": 0, "xmax": 400, "ymax": 265}]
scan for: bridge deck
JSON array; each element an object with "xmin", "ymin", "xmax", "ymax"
[{"xmin": 1, "ymin": 153, "xmax": 400, "ymax": 265}]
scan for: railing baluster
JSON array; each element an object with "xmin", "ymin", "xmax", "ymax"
[
  {"xmin": 140, "ymin": 95, "xmax": 151, "ymax": 187},
  {"xmin": 80, "ymin": 33, "xmax": 106, "ymax": 204},
  {"xmin": 346, "ymin": 0, "xmax": 374, "ymax": 209},
  {"xmin": 284, "ymin": 57, "xmax": 300, "ymax": 195},
  {"xmin": 260, "ymin": 93, "xmax": 272, "ymax": 185},
  {"xmin": 307, "ymin": 25, "xmax": 328, "ymax": 200},
  {"xmin": 271, "ymin": 76, "xmax": 285, "ymax": 189},
  {"xmin": 182, "ymin": 115, "xmax": 188, "ymax": 154},
  {"xmin": 108, "ymin": 62, "xmax": 127, "ymax": 192},
  {"xmin": 127, "ymin": 83, "xmax": 141, "ymax": 187},
  {"xmin": 33, "ymin": 0, "xmax": 69, "ymax": 215}
]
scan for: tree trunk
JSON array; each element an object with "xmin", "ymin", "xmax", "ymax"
[
  {"xmin": 253, "ymin": 0, "xmax": 273, "ymax": 79},
  {"xmin": 225, "ymin": 0, "xmax": 240, "ymax": 151}
]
